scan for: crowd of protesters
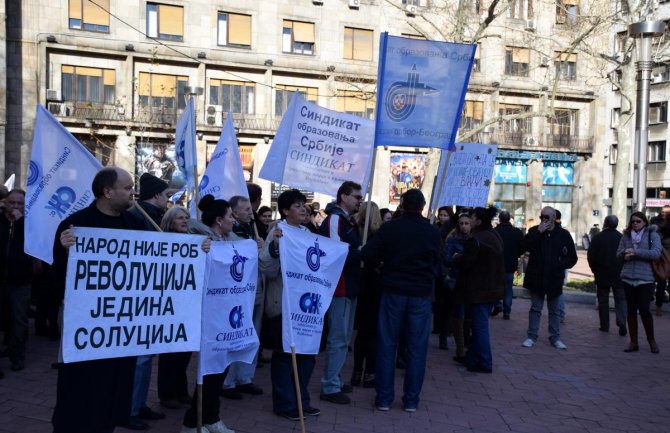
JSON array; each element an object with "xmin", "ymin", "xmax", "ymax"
[{"xmin": 1, "ymin": 168, "xmax": 670, "ymax": 433}]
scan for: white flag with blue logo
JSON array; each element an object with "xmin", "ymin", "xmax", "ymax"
[
  {"xmin": 259, "ymin": 92, "xmax": 374, "ymax": 197},
  {"xmin": 191, "ymin": 114, "xmax": 248, "ymax": 218},
  {"xmin": 198, "ymin": 239, "xmax": 259, "ymax": 383},
  {"xmin": 374, "ymin": 33, "xmax": 476, "ymax": 150},
  {"xmin": 434, "ymin": 143, "xmax": 498, "ymax": 207},
  {"xmin": 4, "ymin": 174, "xmax": 15, "ymax": 190},
  {"xmin": 278, "ymin": 222, "xmax": 348, "ymax": 354},
  {"xmin": 175, "ymin": 97, "xmax": 198, "ymax": 196},
  {"xmin": 24, "ymin": 105, "xmax": 102, "ymax": 264}
]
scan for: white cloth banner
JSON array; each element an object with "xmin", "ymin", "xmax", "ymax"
[
  {"xmin": 435, "ymin": 143, "xmax": 498, "ymax": 207},
  {"xmin": 278, "ymin": 222, "xmax": 348, "ymax": 354},
  {"xmin": 24, "ymin": 105, "xmax": 102, "ymax": 264},
  {"xmin": 4, "ymin": 174, "xmax": 15, "ymax": 190},
  {"xmin": 198, "ymin": 239, "xmax": 259, "ymax": 383},
  {"xmin": 62, "ymin": 228, "xmax": 206, "ymax": 363},
  {"xmin": 259, "ymin": 92, "xmax": 374, "ymax": 197}
]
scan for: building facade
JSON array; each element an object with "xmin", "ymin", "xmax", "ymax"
[{"xmin": 5, "ymin": 0, "xmax": 609, "ymax": 239}]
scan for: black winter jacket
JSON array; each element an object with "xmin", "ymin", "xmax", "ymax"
[
  {"xmin": 520, "ymin": 225, "xmax": 577, "ymax": 299},
  {"xmin": 320, "ymin": 203, "xmax": 362, "ymax": 298},
  {"xmin": 495, "ymin": 222, "xmax": 524, "ymax": 273},
  {"xmin": 587, "ymin": 228, "xmax": 623, "ymax": 287}
]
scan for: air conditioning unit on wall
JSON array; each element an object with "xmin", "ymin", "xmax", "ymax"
[
  {"xmin": 349, "ymin": 0, "xmax": 360, "ymax": 8},
  {"xmin": 46, "ymin": 89, "xmax": 61, "ymax": 101},
  {"xmin": 405, "ymin": 4, "xmax": 417, "ymax": 15},
  {"xmin": 206, "ymin": 105, "xmax": 223, "ymax": 127}
]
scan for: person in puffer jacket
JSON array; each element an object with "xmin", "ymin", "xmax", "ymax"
[{"xmin": 617, "ymin": 211, "xmax": 661, "ymax": 354}]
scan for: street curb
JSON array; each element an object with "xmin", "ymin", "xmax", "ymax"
[{"xmin": 513, "ymin": 286, "xmax": 595, "ymax": 305}]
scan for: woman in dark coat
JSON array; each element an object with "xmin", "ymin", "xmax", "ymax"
[{"xmin": 456, "ymin": 207, "xmax": 505, "ymax": 373}]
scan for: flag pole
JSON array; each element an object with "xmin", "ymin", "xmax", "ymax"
[
  {"xmin": 429, "ymin": 149, "xmax": 453, "ymax": 224},
  {"xmin": 133, "ymin": 203, "xmax": 163, "ymax": 232},
  {"xmin": 362, "ymin": 147, "xmax": 378, "ymax": 245},
  {"xmin": 291, "ymin": 346, "xmax": 306, "ymax": 433}
]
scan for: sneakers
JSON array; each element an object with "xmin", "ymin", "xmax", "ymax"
[
  {"xmin": 276, "ymin": 410, "xmax": 302, "ymax": 421},
  {"xmin": 404, "ymin": 406, "xmax": 417, "ymax": 413},
  {"xmin": 522, "ymin": 338, "xmax": 535, "ymax": 348},
  {"xmin": 181, "ymin": 427, "xmax": 210, "ymax": 433},
  {"xmin": 304, "ymin": 406, "xmax": 321, "ymax": 416},
  {"xmin": 320, "ymin": 391, "xmax": 351, "ymax": 404},
  {"xmin": 552, "ymin": 340, "xmax": 567, "ymax": 350},
  {"xmin": 205, "ymin": 420, "xmax": 235, "ymax": 433},
  {"xmin": 375, "ymin": 402, "xmax": 390, "ymax": 411}
]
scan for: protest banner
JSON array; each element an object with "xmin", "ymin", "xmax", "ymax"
[
  {"xmin": 61, "ymin": 227, "xmax": 207, "ymax": 363},
  {"xmin": 374, "ymin": 33, "xmax": 476, "ymax": 150},
  {"xmin": 434, "ymin": 143, "xmax": 498, "ymax": 208},
  {"xmin": 191, "ymin": 115, "xmax": 248, "ymax": 218},
  {"xmin": 198, "ymin": 239, "xmax": 259, "ymax": 383},
  {"xmin": 259, "ymin": 92, "xmax": 374, "ymax": 197},
  {"xmin": 24, "ymin": 105, "xmax": 102, "ymax": 264},
  {"xmin": 278, "ymin": 222, "xmax": 348, "ymax": 354}
]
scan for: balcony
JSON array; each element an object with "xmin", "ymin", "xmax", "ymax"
[
  {"xmin": 221, "ymin": 113, "xmax": 281, "ymax": 132},
  {"xmin": 47, "ymin": 102, "xmax": 124, "ymax": 121},
  {"xmin": 135, "ymin": 106, "xmax": 180, "ymax": 127},
  {"xmin": 488, "ymin": 131, "xmax": 594, "ymax": 153},
  {"xmin": 545, "ymin": 134, "xmax": 594, "ymax": 152}
]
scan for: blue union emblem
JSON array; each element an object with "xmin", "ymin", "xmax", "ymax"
[{"xmin": 385, "ymin": 65, "xmax": 439, "ymax": 122}]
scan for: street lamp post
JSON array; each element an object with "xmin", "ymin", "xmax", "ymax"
[{"xmin": 628, "ymin": 21, "xmax": 665, "ymax": 214}]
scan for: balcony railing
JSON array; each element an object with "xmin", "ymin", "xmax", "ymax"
[
  {"xmin": 545, "ymin": 134, "xmax": 594, "ymax": 151},
  {"xmin": 222, "ymin": 113, "xmax": 281, "ymax": 131},
  {"xmin": 47, "ymin": 102, "xmax": 124, "ymax": 121},
  {"xmin": 487, "ymin": 131, "xmax": 594, "ymax": 152},
  {"xmin": 135, "ymin": 106, "xmax": 180, "ymax": 126}
]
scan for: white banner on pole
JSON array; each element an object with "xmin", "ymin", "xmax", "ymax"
[
  {"xmin": 62, "ymin": 228, "xmax": 207, "ymax": 363},
  {"xmin": 435, "ymin": 143, "xmax": 498, "ymax": 207},
  {"xmin": 259, "ymin": 92, "xmax": 374, "ymax": 197},
  {"xmin": 198, "ymin": 239, "xmax": 259, "ymax": 383},
  {"xmin": 278, "ymin": 222, "xmax": 348, "ymax": 354}
]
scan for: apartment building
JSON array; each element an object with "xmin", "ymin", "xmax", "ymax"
[{"xmin": 5, "ymin": 0, "xmax": 609, "ymax": 238}]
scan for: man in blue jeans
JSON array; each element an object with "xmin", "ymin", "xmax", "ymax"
[
  {"xmin": 361, "ymin": 189, "xmax": 441, "ymax": 412},
  {"xmin": 493, "ymin": 211, "xmax": 523, "ymax": 320}
]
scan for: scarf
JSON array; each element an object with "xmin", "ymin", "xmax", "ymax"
[{"xmin": 631, "ymin": 227, "xmax": 645, "ymax": 248}]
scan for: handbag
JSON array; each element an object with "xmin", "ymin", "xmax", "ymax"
[{"xmin": 648, "ymin": 236, "xmax": 670, "ymax": 281}]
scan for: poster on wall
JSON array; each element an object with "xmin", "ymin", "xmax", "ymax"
[
  {"xmin": 493, "ymin": 159, "xmax": 527, "ymax": 184},
  {"xmin": 136, "ymin": 141, "xmax": 185, "ymax": 189},
  {"xmin": 389, "ymin": 153, "xmax": 426, "ymax": 204},
  {"xmin": 542, "ymin": 161, "xmax": 573, "ymax": 185}
]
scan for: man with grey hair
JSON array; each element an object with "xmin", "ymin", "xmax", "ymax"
[
  {"xmin": 519, "ymin": 206, "xmax": 577, "ymax": 349},
  {"xmin": 587, "ymin": 215, "xmax": 627, "ymax": 336}
]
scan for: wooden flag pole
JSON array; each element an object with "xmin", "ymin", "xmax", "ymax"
[
  {"xmin": 196, "ymin": 382, "xmax": 203, "ymax": 433},
  {"xmin": 133, "ymin": 202, "xmax": 163, "ymax": 232},
  {"xmin": 362, "ymin": 147, "xmax": 378, "ymax": 246},
  {"xmin": 291, "ymin": 346, "xmax": 306, "ymax": 433}
]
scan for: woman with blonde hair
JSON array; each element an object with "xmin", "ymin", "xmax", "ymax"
[{"xmin": 351, "ymin": 202, "xmax": 382, "ymax": 387}]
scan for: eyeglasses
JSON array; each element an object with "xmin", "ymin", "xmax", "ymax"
[
  {"xmin": 351, "ymin": 195, "xmax": 363, "ymax": 200},
  {"xmin": 631, "ymin": 219, "xmax": 644, "ymax": 224},
  {"xmin": 539, "ymin": 214, "xmax": 551, "ymax": 220}
]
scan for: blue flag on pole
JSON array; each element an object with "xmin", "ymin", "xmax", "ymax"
[
  {"xmin": 175, "ymin": 97, "xmax": 197, "ymax": 195},
  {"xmin": 374, "ymin": 33, "xmax": 476, "ymax": 150},
  {"xmin": 191, "ymin": 114, "xmax": 248, "ymax": 218},
  {"xmin": 24, "ymin": 105, "xmax": 103, "ymax": 264}
]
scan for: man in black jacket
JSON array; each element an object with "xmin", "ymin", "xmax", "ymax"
[
  {"xmin": 361, "ymin": 189, "xmax": 441, "ymax": 412},
  {"xmin": 520, "ymin": 206, "xmax": 577, "ymax": 350},
  {"xmin": 587, "ymin": 215, "xmax": 627, "ymax": 336},
  {"xmin": 493, "ymin": 211, "xmax": 523, "ymax": 320}
]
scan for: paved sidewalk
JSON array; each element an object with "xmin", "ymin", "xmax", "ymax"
[{"xmin": 1, "ymin": 298, "xmax": 669, "ymax": 433}]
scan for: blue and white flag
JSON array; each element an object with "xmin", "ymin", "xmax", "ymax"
[
  {"xmin": 259, "ymin": 92, "xmax": 374, "ymax": 197},
  {"xmin": 278, "ymin": 222, "xmax": 348, "ymax": 354},
  {"xmin": 175, "ymin": 97, "xmax": 198, "ymax": 196},
  {"xmin": 434, "ymin": 143, "xmax": 497, "ymax": 207},
  {"xmin": 374, "ymin": 33, "xmax": 476, "ymax": 150},
  {"xmin": 4, "ymin": 174, "xmax": 15, "ymax": 190},
  {"xmin": 191, "ymin": 115, "xmax": 248, "ymax": 218},
  {"xmin": 24, "ymin": 105, "xmax": 102, "ymax": 264},
  {"xmin": 198, "ymin": 239, "xmax": 259, "ymax": 383},
  {"xmin": 169, "ymin": 187, "xmax": 186, "ymax": 204}
]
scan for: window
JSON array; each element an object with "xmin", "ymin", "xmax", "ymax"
[
  {"xmin": 138, "ymin": 72, "xmax": 188, "ymax": 111},
  {"xmin": 549, "ymin": 109, "xmax": 577, "ymax": 136},
  {"xmin": 508, "ymin": 0, "xmax": 533, "ymax": 19},
  {"xmin": 649, "ymin": 141, "xmax": 666, "ymax": 162},
  {"xmin": 471, "ymin": 0, "xmax": 484, "ymax": 14},
  {"xmin": 343, "ymin": 27, "xmax": 373, "ymax": 61},
  {"xmin": 649, "ymin": 101, "xmax": 668, "ymax": 124},
  {"xmin": 336, "ymin": 90, "xmax": 376, "ymax": 119},
  {"xmin": 553, "ymin": 51, "xmax": 577, "ymax": 81},
  {"xmin": 62, "ymin": 66, "xmax": 115, "ymax": 104},
  {"xmin": 614, "ymin": 31, "xmax": 628, "ymax": 55},
  {"xmin": 504, "ymin": 47, "xmax": 530, "ymax": 77},
  {"xmin": 460, "ymin": 100, "xmax": 484, "ymax": 130},
  {"xmin": 217, "ymin": 12, "xmax": 251, "ymax": 48},
  {"xmin": 282, "ymin": 20, "xmax": 315, "ymax": 55},
  {"xmin": 209, "ymin": 79, "xmax": 255, "ymax": 114},
  {"xmin": 609, "ymin": 144, "xmax": 618, "ymax": 165},
  {"xmin": 403, "ymin": 0, "xmax": 429, "ymax": 6},
  {"xmin": 473, "ymin": 43, "xmax": 481, "ymax": 72},
  {"xmin": 611, "ymin": 108, "xmax": 620, "ymax": 129},
  {"xmin": 147, "ymin": 3, "xmax": 184, "ymax": 42},
  {"xmin": 499, "ymin": 104, "xmax": 532, "ymax": 132},
  {"xmin": 556, "ymin": 0, "xmax": 579, "ymax": 25},
  {"xmin": 652, "ymin": 64, "xmax": 670, "ymax": 83},
  {"xmin": 69, "ymin": 0, "xmax": 110, "ymax": 32},
  {"xmin": 275, "ymin": 85, "xmax": 318, "ymax": 116}
]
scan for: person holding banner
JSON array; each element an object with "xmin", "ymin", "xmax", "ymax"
[
  {"xmin": 181, "ymin": 195, "xmax": 238, "ymax": 433},
  {"xmin": 361, "ymin": 189, "xmax": 441, "ymax": 412},
  {"xmin": 454, "ymin": 207, "xmax": 505, "ymax": 373},
  {"xmin": 259, "ymin": 189, "xmax": 321, "ymax": 421},
  {"xmin": 52, "ymin": 167, "xmax": 146, "ymax": 433},
  {"xmin": 319, "ymin": 181, "xmax": 363, "ymax": 405}
]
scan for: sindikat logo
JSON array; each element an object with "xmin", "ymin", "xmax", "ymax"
[
  {"xmin": 45, "ymin": 187, "xmax": 76, "ymax": 218},
  {"xmin": 299, "ymin": 292, "xmax": 322, "ymax": 315},
  {"xmin": 306, "ymin": 239, "xmax": 326, "ymax": 272},
  {"xmin": 230, "ymin": 248, "xmax": 248, "ymax": 283},
  {"xmin": 27, "ymin": 161, "xmax": 40, "ymax": 187},
  {"xmin": 229, "ymin": 305, "xmax": 244, "ymax": 329},
  {"xmin": 198, "ymin": 175, "xmax": 209, "ymax": 192},
  {"xmin": 385, "ymin": 65, "xmax": 438, "ymax": 122}
]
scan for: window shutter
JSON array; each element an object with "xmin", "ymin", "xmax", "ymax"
[
  {"xmin": 84, "ymin": 0, "xmax": 109, "ymax": 26},
  {"xmin": 228, "ymin": 13, "xmax": 251, "ymax": 46},
  {"xmin": 512, "ymin": 48, "xmax": 530, "ymax": 63},
  {"xmin": 159, "ymin": 4, "xmax": 184, "ymax": 36},
  {"xmin": 69, "ymin": 0, "xmax": 82, "ymax": 19},
  {"xmin": 293, "ymin": 21, "xmax": 315, "ymax": 43}
]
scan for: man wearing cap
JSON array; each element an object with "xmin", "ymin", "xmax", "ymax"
[{"xmin": 125, "ymin": 173, "xmax": 169, "ymax": 430}]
